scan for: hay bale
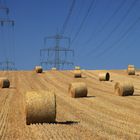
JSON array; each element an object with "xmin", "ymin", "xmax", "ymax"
[
  {"xmin": 114, "ymin": 81, "xmax": 134, "ymax": 96},
  {"xmin": 99, "ymin": 72, "xmax": 110, "ymax": 81},
  {"xmin": 74, "ymin": 70, "xmax": 82, "ymax": 78},
  {"xmin": 26, "ymin": 90, "xmax": 56, "ymax": 125},
  {"xmin": 51, "ymin": 67, "xmax": 57, "ymax": 70},
  {"xmin": 35, "ymin": 66, "xmax": 43, "ymax": 73},
  {"xmin": 68, "ymin": 82, "xmax": 88, "ymax": 98},
  {"xmin": 0, "ymin": 77, "xmax": 10, "ymax": 88},
  {"xmin": 127, "ymin": 66, "xmax": 135, "ymax": 75},
  {"xmin": 128, "ymin": 65, "xmax": 134, "ymax": 68},
  {"xmin": 75, "ymin": 66, "xmax": 81, "ymax": 70}
]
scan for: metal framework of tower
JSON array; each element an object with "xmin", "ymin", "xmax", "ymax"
[
  {"xmin": 40, "ymin": 34, "xmax": 74, "ymax": 70},
  {"xmin": 0, "ymin": 60, "xmax": 15, "ymax": 70},
  {"xmin": 0, "ymin": 2, "xmax": 16, "ymax": 70}
]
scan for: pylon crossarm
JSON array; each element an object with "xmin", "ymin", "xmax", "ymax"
[{"xmin": 0, "ymin": 18, "xmax": 15, "ymax": 26}]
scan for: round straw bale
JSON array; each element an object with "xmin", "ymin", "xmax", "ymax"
[
  {"xmin": 26, "ymin": 90, "xmax": 56, "ymax": 125},
  {"xmin": 114, "ymin": 81, "xmax": 134, "ymax": 96},
  {"xmin": 127, "ymin": 67, "xmax": 135, "ymax": 75},
  {"xmin": 128, "ymin": 65, "xmax": 134, "ymax": 68},
  {"xmin": 68, "ymin": 82, "xmax": 88, "ymax": 98},
  {"xmin": 75, "ymin": 66, "xmax": 81, "ymax": 70},
  {"xmin": 74, "ymin": 70, "xmax": 82, "ymax": 78},
  {"xmin": 51, "ymin": 67, "xmax": 57, "ymax": 70},
  {"xmin": 35, "ymin": 66, "xmax": 43, "ymax": 73},
  {"xmin": 0, "ymin": 77, "xmax": 10, "ymax": 88},
  {"xmin": 99, "ymin": 72, "xmax": 110, "ymax": 81}
]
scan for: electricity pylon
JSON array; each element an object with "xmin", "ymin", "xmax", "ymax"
[
  {"xmin": 0, "ymin": 2, "xmax": 16, "ymax": 70},
  {"xmin": 0, "ymin": 4, "xmax": 9, "ymax": 14},
  {"xmin": 0, "ymin": 60, "xmax": 15, "ymax": 70},
  {"xmin": 40, "ymin": 34, "xmax": 74, "ymax": 70}
]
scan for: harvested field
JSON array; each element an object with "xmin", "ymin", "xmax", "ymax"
[{"xmin": 0, "ymin": 70, "xmax": 140, "ymax": 140}]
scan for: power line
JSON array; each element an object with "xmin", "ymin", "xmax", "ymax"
[
  {"xmin": 96, "ymin": 17, "xmax": 140, "ymax": 58},
  {"xmin": 61, "ymin": 0, "xmax": 76, "ymax": 35},
  {"xmin": 83, "ymin": 0, "xmax": 126, "ymax": 46},
  {"xmin": 85, "ymin": 0, "xmax": 138, "ymax": 56},
  {"xmin": 77, "ymin": 0, "xmax": 97, "ymax": 37},
  {"xmin": 68, "ymin": 0, "xmax": 84, "ymax": 37},
  {"xmin": 71, "ymin": 0, "xmax": 96, "ymax": 45}
]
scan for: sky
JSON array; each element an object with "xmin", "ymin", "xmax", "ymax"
[{"xmin": 0, "ymin": 0, "xmax": 140, "ymax": 70}]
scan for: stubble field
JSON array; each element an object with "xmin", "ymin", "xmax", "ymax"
[{"xmin": 0, "ymin": 70, "xmax": 140, "ymax": 140}]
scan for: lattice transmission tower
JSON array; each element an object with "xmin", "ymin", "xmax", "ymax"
[
  {"xmin": 0, "ymin": 60, "xmax": 15, "ymax": 70},
  {"xmin": 0, "ymin": 1, "xmax": 16, "ymax": 70},
  {"xmin": 40, "ymin": 34, "xmax": 74, "ymax": 70}
]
